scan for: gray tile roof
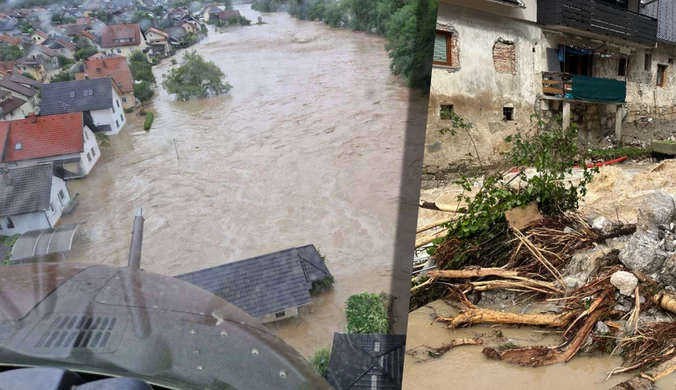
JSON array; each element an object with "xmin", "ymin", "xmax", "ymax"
[
  {"xmin": 327, "ymin": 334, "xmax": 406, "ymax": 390},
  {"xmin": 40, "ymin": 78, "xmax": 114, "ymax": 116},
  {"xmin": 0, "ymin": 164, "xmax": 54, "ymax": 217},
  {"xmin": 175, "ymin": 245, "xmax": 332, "ymax": 318}
]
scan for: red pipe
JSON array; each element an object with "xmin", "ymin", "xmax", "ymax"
[{"xmin": 509, "ymin": 155, "xmax": 629, "ymax": 173}]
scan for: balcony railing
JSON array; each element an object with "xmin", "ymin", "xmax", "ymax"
[
  {"xmin": 541, "ymin": 72, "xmax": 626, "ymax": 103},
  {"xmin": 537, "ymin": 0, "xmax": 657, "ymax": 47}
]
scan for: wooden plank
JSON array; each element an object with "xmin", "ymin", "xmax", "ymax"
[
  {"xmin": 542, "ymin": 79, "xmax": 564, "ymax": 85},
  {"xmin": 543, "ymin": 87, "xmax": 564, "ymax": 95}
]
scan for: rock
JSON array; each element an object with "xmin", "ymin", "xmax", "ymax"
[
  {"xmin": 610, "ymin": 271, "xmax": 639, "ymax": 296},
  {"xmin": 637, "ymin": 191, "xmax": 676, "ymax": 233},
  {"xmin": 619, "ymin": 231, "xmax": 669, "ymax": 275},
  {"xmin": 563, "ymin": 276, "xmax": 582, "ymax": 290},
  {"xmin": 565, "ymin": 245, "xmax": 614, "ymax": 286},
  {"xmin": 657, "ymin": 254, "xmax": 676, "ymax": 287},
  {"xmin": 595, "ymin": 321, "xmax": 610, "ymax": 335},
  {"xmin": 591, "ymin": 216, "xmax": 614, "ymax": 234},
  {"xmin": 564, "ymin": 227, "xmax": 573, "ymax": 234},
  {"xmin": 424, "ymin": 165, "xmax": 439, "ymax": 175}
]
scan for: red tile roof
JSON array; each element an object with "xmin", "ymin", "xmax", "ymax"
[
  {"xmin": 146, "ymin": 27, "xmax": 169, "ymax": 39},
  {"xmin": 77, "ymin": 30, "xmax": 97, "ymax": 41},
  {"xmin": 2, "ymin": 113, "xmax": 84, "ymax": 163},
  {"xmin": 0, "ymin": 34, "xmax": 21, "ymax": 46},
  {"xmin": 77, "ymin": 56, "xmax": 133, "ymax": 93},
  {"xmin": 100, "ymin": 23, "xmax": 142, "ymax": 48}
]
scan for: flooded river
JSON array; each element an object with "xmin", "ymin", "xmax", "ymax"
[
  {"xmin": 412, "ymin": 161, "xmax": 676, "ymax": 388},
  {"xmin": 61, "ymin": 4, "xmax": 427, "ymax": 357}
]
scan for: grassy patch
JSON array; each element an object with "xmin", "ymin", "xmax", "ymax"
[
  {"xmin": 144, "ymin": 112, "xmax": 154, "ymax": 131},
  {"xmin": 124, "ymin": 107, "xmax": 134, "ymax": 113},
  {"xmin": 588, "ymin": 146, "xmax": 652, "ymax": 160},
  {"xmin": 497, "ymin": 342, "xmax": 519, "ymax": 351}
]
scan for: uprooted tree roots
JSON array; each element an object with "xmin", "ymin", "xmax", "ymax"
[{"xmin": 411, "ymin": 212, "xmax": 676, "ymax": 387}]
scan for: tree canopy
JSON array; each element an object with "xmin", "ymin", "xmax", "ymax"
[
  {"xmin": 74, "ymin": 46, "xmax": 99, "ymax": 61},
  {"xmin": 133, "ymin": 81, "xmax": 154, "ymax": 105},
  {"xmin": 51, "ymin": 70, "xmax": 74, "ymax": 83},
  {"xmin": 161, "ymin": 51, "xmax": 232, "ymax": 100},
  {"xmin": 129, "ymin": 50, "xmax": 156, "ymax": 84},
  {"xmin": 0, "ymin": 45, "xmax": 24, "ymax": 61}
]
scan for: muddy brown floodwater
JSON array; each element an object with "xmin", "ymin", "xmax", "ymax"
[
  {"xmin": 60, "ymin": 4, "xmax": 427, "ymax": 357},
  {"xmin": 412, "ymin": 162, "xmax": 676, "ymax": 388}
]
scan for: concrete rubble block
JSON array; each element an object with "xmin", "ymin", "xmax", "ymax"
[
  {"xmin": 610, "ymin": 270, "xmax": 639, "ymax": 296},
  {"xmin": 619, "ymin": 231, "xmax": 668, "ymax": 275},
  {"xmin": 636, "ymin": 191, "xmax": 676, "ymax": 232},
  {"xmin": 595, "ymin": 321, "xmax": 610, "ymax": 335},
  {"xmin": 565, "ymin": 245, "xmax": 613, "ymax": 285}
]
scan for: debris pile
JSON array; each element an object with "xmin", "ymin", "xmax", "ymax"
[{"xmin": 412, "ymin": 190, "xmax": 676, "ymax": 389}]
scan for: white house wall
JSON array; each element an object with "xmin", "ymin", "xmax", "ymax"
[
  {"xmin": 79, "ymin": 125, "xmax": 100, "ymax": 174},
  {"xmin": 426, "ymin": 3, "xmax": 543, "ymax": 169},
  {"xmin": 0, "ymin": 211, "xmax": 50, "ymax": 235},
  {"xmin": 46, "ymin": 175, "xmax": 69, "ymax": 228},
  {"xmin": 90, "ymin": 89, "xmax": 126, "ymax": 135},
  {"xmin": 440, "ymin": 0, "xmax": 537, "ymax": 23}
]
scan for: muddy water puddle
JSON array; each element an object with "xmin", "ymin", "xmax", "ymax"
[
  {"xmin": 404, "ymin": 300, "xmax": 676, "ymax": 389},
  {"xmin": 60, "ymin": 4, "xmax": 428, "ymax": 357}
]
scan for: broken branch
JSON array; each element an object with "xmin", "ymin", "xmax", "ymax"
[{"xmin": 438, "ymin": 308, "xmax": 575, "ymax": 329}]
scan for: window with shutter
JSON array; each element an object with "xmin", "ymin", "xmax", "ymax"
[{"xmin": 433, "ymin": 31, "xmax": 453, "ymax": 67}]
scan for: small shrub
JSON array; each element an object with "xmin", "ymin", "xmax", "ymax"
[
  {"xmin": 345, "ymin": 292, "xmax": 389, "ymax": 334},
  {"xmin": 94, "ymin": 132, "xmax": 110, "ymax": 147},
  {"xmin": 171, "ymin": 58, "xmax": 177, "ymax": 65},
  {"xmin": 124, "ymin": 107, "xmax": 134, "ymax": 113},
  {"xmin": 309, "ymin": 347, "xmax": 331, "ymax": 378},
  {"xmin": 139, "ymin": 108, "xmax": 147, "ymax": 116},
  {"xmin": 311, "ymin": 276, "xmax": 335, "ymax": 293},
  {"xmin": 144, "ymin": 111, "xmax": 154, "ymax": 131},
  {"xmin": 151, "ymin": 57, "xmax": 160, "ymax": 65}
]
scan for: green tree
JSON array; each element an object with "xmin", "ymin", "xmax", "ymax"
[
  {"xmin": 57, "ymin": 54, "xmax": 74, "ymax": 67},
  {"xmin": 162, "ymin": 51, "xmax": 232, "ymax": 100},
  {"xmin": 18, "ymin": 22, "xmax": 33, "ymax": 34},
  {"xmin": 309, "ymin": 348, "xmax": 331, "ymax": 378},
  {"xmin": 152, "ymin": 5, "xmax": 165, "ymax": 15},
  {"xmin": 129, "ymin": 50, "xmax": 156, "ymax": 83},
  {"xmin": 51, "ymin": 69, "xmax": 74, "ymax": 82},
  {"xmin": 0, "ymin": 45, "xmax": 24, "ymax": 61},
  {"xmin": 345, "ymin": 292, "xmax": 389, "ymax": 334},
  {"xmin": 74, "ymin": 46, "xmax": 99, "ymax": 61},
  {"xmin": 133, "ymin": 81, "xmax": 154, "ymax": 106}
]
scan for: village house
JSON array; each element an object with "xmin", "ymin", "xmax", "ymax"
[
  {"xmin": 76, "ymin": 55, "xmax": 135, "ymax": 109},
  {"xmin": 0, "ymin": 34, "xmax": 23, "ymax": 49},
  {"xmin": 425, "ymin": 0, "xmax": 676, "ymax": 182},
  {"xmin": 75, "ymin": 30, "xmax": 100, "ymax": 49},
  {"xmin": 176, "ymin": 245, "xmax": 333, "ymax": 324},
  {"xmin": 181, "ymin": 20, "xmax": 200, "ymax": 35},
  {"xmin": 30, "ymin": 29, "xmax": 48, "ymax": 44},
  {"xmin": 216, "ymin": 9, "xmax": 242, "ymax": 25},
  {"xmin": 44, "ymin": 37, "xmax": 77, "ymax": 60},
  {"xmin": 144, "ymin": 27, "xmax": 172, "ymax": 56},
  {"xmin": 0, "ymin": 112, "xmax": 100, "ymax": 180},
  {"xmin": 40, "ymin": 78, "xmax": 127, "ymax": 135},
  {"xmin": 201, "ymin": 6, "xmax": 223, "ymax": 23},
  {"xmin": 14, "ymin": 56, "xmax": 46, "ymax": 83},
  {"xmin": 0, "ymin": 91, "xmax": 26, "ymax": 121},
  {"xmin": 26, "ymin": 45, "xmax": 59, "ymax": 71},
  {"xmin": 326, "ymin": 334, "xmax": 406, "ymax": 390},
  {"xmin": 0, "ymin": 162, "xmax": 72, "ymax": 235},
  {"xmin": 0, "ymin": 61, "xmax": 14, "ymax": 78},
  {"xmin": 0, "ymin": 74, "xmax": 41, "ymax": 118},
  {"xmin": 100, "ymin": 23, "xmax": 148, "ymax": 58}
]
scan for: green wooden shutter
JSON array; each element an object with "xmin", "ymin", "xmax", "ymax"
[{"xmin": 433, "ymin": 34, "xmax": 448, "ymax": 62}]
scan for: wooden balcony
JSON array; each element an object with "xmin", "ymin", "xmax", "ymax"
[
  {"xmin": 537, "ymin": 0, "xmax": 657, "ymax": 47},
  {"xmin": 541, "ymin": 72, "xmax": 626, "ymax": 103}
]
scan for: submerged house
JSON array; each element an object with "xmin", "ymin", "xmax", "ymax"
[
  {"xmin": 0, "ymin": 113, "xmax": 101, "ymax": 180},
  {"xmin": 40, "ymin": 78, "xmax": 127, "ymax": 135},
  {"xmin": 326, "ymin": 333, "xmax": 406, "ymax": 390},
  {"xmin": 0, "ymin": 162, "xmax": 71, "ymax": 235},
  {"xmin": 176, "ymin": 245, "xmax": 333, "ymax": 323}
]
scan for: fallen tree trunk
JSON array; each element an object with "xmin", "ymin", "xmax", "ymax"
[
  {"xmin": 416, "ymin": 218, "xmax": 456, "ymax": 234},
  {"xmin": 609, "ymin": 355, "xmax": 676, "ymax": 390},
  {"xmin": 419, "ymin": 200, "xmax": 464, "ymax": 213},
  {"xmin": 652, "ymin": 291, "xmax": 676, "ymax": 314},
  {"xmin": 415, "ymin": 230, "xmax": 447, "ymax": 248},
  {"xmin": 467, "ymin": 279, "xmax": 560, "ymax": 295},
  {"xmin": 438, "ymin": 308, "xmax": 575, "ymax": 329},
  {"xmin": 482, "ymin": 287, "xmax": 613, "ymax": 367},
  {"xmin": 416, "ymin": 338, "xmax": 484, "ymax": 359},
  {"xmin": 428, "ymin": 268, "xmax": 519, "ymax": 279}
]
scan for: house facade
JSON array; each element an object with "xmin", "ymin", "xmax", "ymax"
[
  {"xmin": 26, "ymin": 45, "xmax": 59, "ymax": 71},
  {"xmin": 145, "ymin": 27, "xmax": 172, "ymax": 56},
  {"xmin": 0, "ymin": 113, "xmax": 100, "ymax": 179},
  {"xmin": 0, "ymin": 163, "xmax": 71, "ymax": 235},
  {"xmin": 100, "ymin": 23, "xmax": 148, "ymax": 58},
  {"xmin": 30, "ymin": 29, "xmax": 48, "ymax": 44},
  {"xmin": 426, "ymin": 0, "xmax": 673, "ymax": 179},
  {"xmin": 0, "ymin": 74, "xmax": 41, "ymax": 117},
  {"xmin": 40, "ymin": 78, "xmax": 127, "ymax": 135},
  {"xmin": 14, "ymin": 56, "xmax": 46, "ymax": 82}
]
